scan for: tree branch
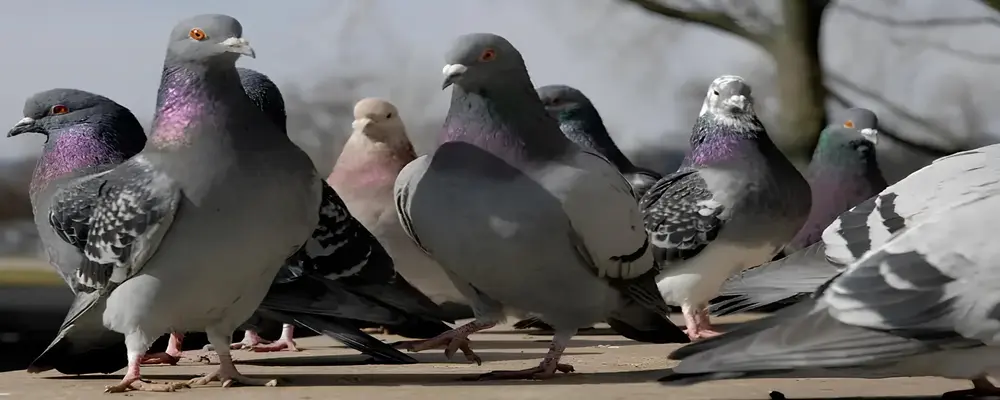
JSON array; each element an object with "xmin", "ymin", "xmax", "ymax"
[
  {"xmin": 621, "ymin": 0, "xmax": 771, "ymax": 49},
  {"xmin": 889, "ymin": 36, "xmax": 1000, "ymax": 64},
  {"xmin": 836, "ymin": 3, "xmax": 1000, "ymax": 28}
]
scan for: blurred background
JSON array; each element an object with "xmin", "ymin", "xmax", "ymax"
[{"xmin": 3, "ymin": 0, "xmax": 1000, "ymax": 371}]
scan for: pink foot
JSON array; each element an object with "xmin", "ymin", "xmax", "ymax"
[
  {"xmin": 250, "ymin": 325, "xmax": 299, "ymax": 352},
  {"xmin": 140, "ymin": 332, "xmax": 185, "ymax": 365},
  {"xmin": 682, "ymin": 305, "xmax": 724, "ymax": 341},
  {"xmin": 227, "ymin": 330, "xmax": 268, "ymax": 350},
  {"xmin": 104, "ymin": 352, "xmax": 189, "ymax": 393}
]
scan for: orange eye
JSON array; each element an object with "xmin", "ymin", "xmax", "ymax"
[
  {"xmin": 51, "ymin": 105, "xmax": 69, "ymax": 115},
  {"xmin": 189, "ymin": 28, "xmax": 207, "ymax": 41},
  {"xmin": 843, "ymin": 120, "xmax": 855, "ymax": 129},
  {"xmin": 479, "ymin": 48, "xmax": 496, "ymax": 62}
]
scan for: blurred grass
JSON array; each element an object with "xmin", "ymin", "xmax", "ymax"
[{"xmin": 0, "ymin": 257, "xmax": 61, "ymax": 287}]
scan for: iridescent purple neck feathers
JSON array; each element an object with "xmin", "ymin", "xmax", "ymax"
[
  {"xmin": 150, "ymin": 63, "xmax": 242, "ymax": 149},
  {"xmin": 31, "ymin": 125, "xmax": 138, "ymax": 196},
  {"xmin": 686, "ymin": 114, "xmax": 775, "ymax": 168},
  {"xmin": 442, "ymin": 83, "xmax": 571, "ymax": 164}
]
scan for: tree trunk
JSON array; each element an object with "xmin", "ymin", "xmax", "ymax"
[{"xmin": 771, "ymin": 0, "xmax": 829, "ymax": 169}]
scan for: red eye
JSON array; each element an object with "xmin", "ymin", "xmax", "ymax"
[
  {"xmin": 189, "ymin": 28, "xmax": 207, "ymax": 41},
  {"xmin": 51, "ymin": 105, "xmax": 69, "ymax": 115},
  {"xmin": 844, "ymin": 120, "xmax": 855, "ymax": 129},
  {"xmin": 479, "ymin": 48, "xmax": 496, "ymax": 62}
]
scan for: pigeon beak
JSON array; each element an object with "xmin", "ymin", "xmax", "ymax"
[
  {"xmin": 727, "ymin": 95, "xmax": 748, "ymax": 112},
  {"xmin": 352, "ymin": 118, "xmax": 374, "ymax": 131},
  {"xmin": 441, "ymin": 64, "xmax": 468, "ymax": 90},
  {"xmin": 7, "ymin": 117, "xmax": 43, "ymax": 138},
  {"xmin": 221, "ymin": 37, "xmax": 255, "ymax": 59},
  {"xmin": 860, "ymin": 128, "xmax": 879, "ymax": 145}
]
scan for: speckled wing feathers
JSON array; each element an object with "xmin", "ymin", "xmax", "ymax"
[
  {"xmin": 286, "ymin": 182, "xmax": 395, "ymax": 284},
  {"xmin": 640, "ymin": 169, "xmax": 726, "ymax": 264},
  {"xmin": 49, "ymin": 157, "xmax": 180, "ymax": 293}
]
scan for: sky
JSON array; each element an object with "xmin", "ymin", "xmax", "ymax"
[{"xmin": 2, "ymin": 0, "xmax": 999, "ymax": 163}]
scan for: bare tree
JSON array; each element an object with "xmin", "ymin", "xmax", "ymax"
[{"xmin": 621, "ymin": 0, "xmax": 1000, "ymax": 169}]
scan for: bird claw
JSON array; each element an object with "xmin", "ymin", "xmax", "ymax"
[
  {"xmin": 188, "ymin": 369, "xmax": 279, "ymax": 388},
  {"xmin": 104, "ymin": 378, "xmax": 190, "ymax": 393},
  {"xmin": 684, "ymin": 328, "xmax": 723, "ymax": 341},
  {"xmin": 470, "ymin": 363, "xmax": 575, "ymax": 381},
  {"xmin": 394, "ymin": 335, "xmax": 482, "ymax": 365},
  {"xmin": 139, "ymin": 352, "xmax": 181, "ymax": 365},
  {"xmin": 249, "ymin": 338, "xmax": 300, "ymax": 353}
]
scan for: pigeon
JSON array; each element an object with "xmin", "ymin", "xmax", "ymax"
[
  {"xmin": 28, "ymin": 14, "xmax": 321, "ymax": 392},
  {"xmin": 781, "ymin": 107, "xmax": 886, "ymax": 256},
  {"xmin": 327, "ymin": 97, "xmax": 473, "ymax": 329},
  {"xmin": 201, "ymin": 68, "xmax": 450, "ymax": 363},
  {"xmin": 393, "ymin": 33, "xmax": 688, "ymax": 380},
  {"xmin": 516, "ymin": 84, "xmax": 666, "ymax": 332},
  {"xmin": 709, "ymin": 108, "xmax": 886, "ymax": 316},
  {"xmin": 536, "ymin": 84, "xmax": 662, "ymax": 199},
  {"xmin": 711, "ymin": 142, "xmax": 1000, "ymax": 317},
  {"xmin": 7, "ymin": 89, "xmax": 147, "ymax": 374},
  {"xmin": 660, "ymin": 182, "xmax": 1000, "ymax": 399},
  {"xmin": 641, "ymin": 75, "xmax": 811, "ymax": 340}
]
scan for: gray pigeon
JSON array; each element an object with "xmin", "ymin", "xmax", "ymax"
[
  {"xmin": 781, "ymin": 107, "xmax": 886, "ymax": 255},
  {"xmin": 712, "ymin": 142, "xmax": 1000, "ymax": 317},
  {"xmin": 660, "ymin": 174, "xmax": 1000, "ymax": 398},
  {"xmin": 28, "ymin": 15, "xmax": 321, "ymax": 392},
  {"xmin": 710, "ymin": 108, "xmax": 886, "ymax": 316},
  {"xmin": 393, "ymin": 33, "xmax": 688, "ymax": 380},
  {"xmin": 7, "ymin": 89, "xmax": 147, "ymax": 374},
  {"xmin": 536, "ymin": 84, "xmax": 662, "ymax": 199},
  {"xmin": 208, "ymin": 68, "xmax": 450, "ymax": 364},
  {"xmin": 640, "ymin": 75, "xmax": 811, "ymax": 340}
]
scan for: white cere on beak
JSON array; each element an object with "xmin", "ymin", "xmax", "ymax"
[
  {"xmin": 442, "ymin": 64, "xmax": 468, "ymax": 77},
  {"xmin": 16, "ymin": 117, "xmax": 34, "ymax": 125},
  {"xmin": 352, "ymin": 118, "xmax": 373, "ymax": 131},
  {"xmin": 861, "ymin": 128, "xmax": 879, "ymax": 145},
  {"xmin": 221, "ymin": 37, "xmax": 256, "ymax": 58}
]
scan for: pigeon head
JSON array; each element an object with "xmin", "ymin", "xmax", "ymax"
[
  {"xmin": 815, "ymin": 108, "xmax": 881, "ymax": 165},
  {"xmin": 536, "ymin": 84, "xmax": 594, "ymax": 119},
  {"xmin": 698, "ymin": 75, "xmax": 755, "ymax": 119},
  {"xmin": 166, "ymin": 14, "xmax": 254, "ymax": 65},
  {"xmin": 352, "ymin": 98, "xmax": 407, "ymax": 144},
  {"xmin": 238, "ymin": 67, "xmax": 286, "ymax": 133},
  {"xmin": 11, "ymin": 89, "xmax": 147, "ymax": 196},
  {"xmin": 442, "ymin": 33, "xmax": 528, "ymax": 91},
  {"xmin": 840, "ymin": 107, "xmax": 878, "ymax": 145},
  {"xmin": 9, "ymin": 89, "xmax": 144, "ymax": 144}
]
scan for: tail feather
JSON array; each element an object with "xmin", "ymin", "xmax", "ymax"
[
  {"xmin": 607, "ymin": 300, "xmax": 689, "ymax": 344},
  {"xmin": 348, "ymin": 274, "xmax": 454, "ymax": 323},
  {"xmin": 286, "ymin": 312, "xmax": 417, "ymax": 364},
  {"xmin": 28, "ymin": 295, "xmax": 125, "ymax": 375},
  {"xmin": 662, "ymin": 299, "xmax": 976, "ymax": 385},
  {"xmin": 710, "ymin": 243, "xmax": 840, "ymax": 316}
]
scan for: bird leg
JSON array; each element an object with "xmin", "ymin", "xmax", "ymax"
[
  {"xmin": 941, "ymin": 377, "xmax": 1000, "ymax": 398},
  {"xmin": 475, "ymin": 329, "xmax": 576, "ymax": 380},
  {"xmin": 682, "ymin": 304, "xmax": 722, "ymax": 340},
  {"xmin": 393, "ymin": 320, "xmax": 495, "ymax": 364},
  {"xmin": 249, "ymin": 324, "xmax": 300, "ymax": 352},
  {"xmin": 140, "ymin": 332, "xmax": 185, "ymax": 365},
  {"xmin": 189, "ymin": 329, "xmax": 278, "ymax": 388},
  {"xmin": 104, "ymin": 350, "xmax": 190, "ymax": 393}
]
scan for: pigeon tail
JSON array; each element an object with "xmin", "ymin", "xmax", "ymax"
[
  {"xmin": 710, "ymin": 242, "xmax": 838, "ymax": 316},
  {"xmin": 254, "ymin": 308, "xmax": 417, "ymax": 364}
]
